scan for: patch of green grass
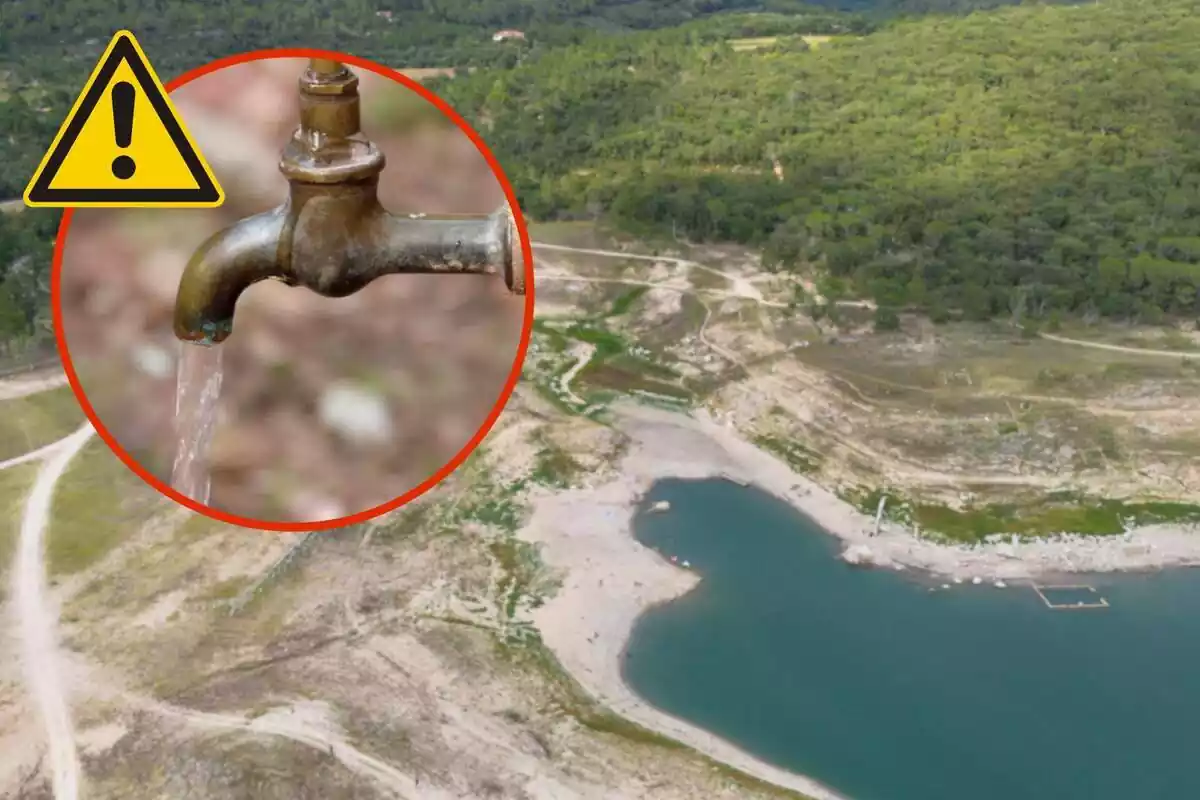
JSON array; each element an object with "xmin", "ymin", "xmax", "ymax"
[
  {"xmin": 436, "ymin": 460, "xmax": 528, "ymax": 536},
  {"xmin": 687, "ymin": 267, "xmax": 731, "ymax": 291},
  {"xmin": 47, "ymin": 439, "xmax": 166, "ymax": 575},
  {"xmin": 606, "ymin": 286, "xmax": 648, "ymax": 317},
  {"xmin": 173, "ymin": 512, "xmax": 224, "ymax": 540},
  {"xmin": 532, "ymin": 315, "xmax": 689, "ymax": 412},
  {"xmin": 728, "ymin": 36, "xmax": 779, "ymax": 51},
  {"xmin": 202, "ymin": 577, "xmax": 250, "ymax": 602},
  {"xmin": 0, "ymin": 385, "xmax": 84, "ymax": 461},
  {"xmin": 374, "ymin": 502, "xmax": 434, "ymax": 543},
  {"xmin": 840, "ymin": 482, "xmax": 1195, "ymax": 544},
  {"xmin": 532, "ymin": 319, "xmax": 570, "ymax": 352},
  {"xmin": 579, "ymin": 361, "xmax": 693, "ymax": 401},
  {"xmin": 563, "ymin": 323, "xmax": 629, "ymax": 358},
  {"xmin": 754, "ymin": 435, "xmax": 823, "ymax": 474},
  {"xmin": 911, "ymin": 496, "xmax": 1200, "ymax": 543},
  {"xmin": 490, "ymin": 537, "xmax": 546, "ymax": 619},
  {"xmin": 841, "ymin": 483, "xmax": 1200, "ymax": 543},
  {"xmin": 613, "ymin": 352, "xmax": 680, "ymax": 381},
  {"xmin": 842, "ymin": 486, "xmax": 913, "ymax": 527},
  {"xmin": 530, "ymin": 442, "xmax": 582, "ymax": 489}
]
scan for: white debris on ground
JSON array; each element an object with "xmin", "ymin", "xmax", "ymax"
[
  {"xmin": 318, "ymin": 382, "xmax": 394, "ymax": 445},
  {"xmin": 131, "ymin": 343, "xmax": 174, "ymax": 379}
]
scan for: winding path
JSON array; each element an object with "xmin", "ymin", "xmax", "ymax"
[
  {"xmin": 1038, "ymin": 331, "xmax": 1199, "ymax": 358},
  {"xmin": 9, "ymin": 423, "xmax": 95, "ymax": 800},
  {"xmin": 0, "ymin": 437, "xmax": 79, "ymax": 473},
  {"xmin": 557, "ymin": 342, "xmax": 596, "ymax": 407},
  {"xmin": 0, "ymin": 373, "xmax": 440, "ymax": 798},
  {"xmin": 0, "ymin": 371, "xmax": 68, "ymax": 402}
]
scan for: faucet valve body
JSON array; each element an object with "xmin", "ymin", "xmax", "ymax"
[{"xmin": 174, "ymin": 59, "xmax": 524, "ymax": 345}]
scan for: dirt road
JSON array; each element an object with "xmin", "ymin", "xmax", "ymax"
[
  {"xmin": 10, "ymin": 423, "xmax": 95, "ymax": 800},
  {"xmin": 1038, "ymin": 331, "xmax": 1199, "ymax": 358},
  {"xmin": 0, "ymin": 437, "xmax": 78, "ymax": 472},
  {"xmin": 0, "ymin": 371, "xmax": 68, "ymax": 402}
]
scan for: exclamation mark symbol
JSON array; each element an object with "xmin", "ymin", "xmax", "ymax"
[{"xmin": 110, "ymin": 81, "xmax": 136, "ymax": 180}]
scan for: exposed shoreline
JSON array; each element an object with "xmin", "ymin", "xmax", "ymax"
[{"xmin": 519, "ymin": 401, "xmax": 1200, "ymax": 799}]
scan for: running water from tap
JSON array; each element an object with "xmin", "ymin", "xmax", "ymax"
[{"xmin": 171, "ymin": 344, "xmax": 224, "ymax": 504}]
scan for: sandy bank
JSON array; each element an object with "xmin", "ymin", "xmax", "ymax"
[
  {"xmin": 519, "ymin": 401, "xmax": 1200, "ymax": 800},
  {"xmin": 689, "ymin": 408, "xmax": 1200, "ymax": 582},
  {"xmin": 521, "ymin": 403, "xmax": 853, "ymax": 800}
]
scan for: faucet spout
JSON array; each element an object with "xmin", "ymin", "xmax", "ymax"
[
  {"xmin": 365, "ymin": 206, "xmax": 522, "ymax": 294},
  {"xmin": 173, "ymin": 210, "xmax": 288, "ymax": 345},
  {"xmin": 172, "ymin": 59, "xmax": 526, "ymax": 346}
]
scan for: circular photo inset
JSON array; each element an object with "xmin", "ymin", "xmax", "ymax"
[{"xmin": 54, "ymin": 51, "xmax": 533, "ymax": 530}]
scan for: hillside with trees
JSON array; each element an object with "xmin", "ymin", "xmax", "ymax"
[
  {"xmin": 0, "ymin": 0, "xmax": 876, "ymax": 347},
  {"xmin": 0, "ymin": 0, "xmax": 1177, "ymax": 347},
  {"xmin": 438, "ymin": 0, "xmax": 1200, "ymax": 324}
]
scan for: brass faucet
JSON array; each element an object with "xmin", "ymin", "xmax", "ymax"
[{"xmin": 173, "ymin": 58, "xmax": 524, "ymax": 345}]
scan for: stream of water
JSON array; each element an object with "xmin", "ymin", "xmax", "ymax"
[{"xmin": 170, "ymin": 344, "xmax": 224, "ymax": 504}]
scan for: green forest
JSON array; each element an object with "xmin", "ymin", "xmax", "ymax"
[
  {"xmin": 0, "ymin": 0, "xmax": 1188, "ymax": 345},
  {"xmin": 438, "ymin": 0, "xmax": 1200, "ymax": 324},
  {"xmin": 0, "ymin": 0, "xmax": 874, "ymax": 345}
]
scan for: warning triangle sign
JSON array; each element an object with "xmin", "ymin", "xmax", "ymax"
[{"xmin": 23, "ymin": 30, "xmax": 224, "ymax": 209}]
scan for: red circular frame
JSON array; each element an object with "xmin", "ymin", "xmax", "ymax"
[{"xmin": 51, "ymin": 47, "xmax": 536, "ymax": 532}]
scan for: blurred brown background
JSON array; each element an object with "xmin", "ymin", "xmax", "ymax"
[{"xmin": 58, "ymin": 58, "xmax": 527, "ymax": 524}]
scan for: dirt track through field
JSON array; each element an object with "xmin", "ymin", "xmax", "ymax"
[{"xmin": 10, "ymin": 423, "xmax": 95, "ymax": 800}]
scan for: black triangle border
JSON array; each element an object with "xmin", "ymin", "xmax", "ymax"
[{"xmin": 26, "ymin": 33, "xmax": 221, "ymax": 204}]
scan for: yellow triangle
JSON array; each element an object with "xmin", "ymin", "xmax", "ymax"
[{"xmin": 23, "ymin": 31, "xmax": 225, "ymax": 209}]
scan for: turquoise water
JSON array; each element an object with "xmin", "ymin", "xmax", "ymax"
[{"xmin": 623, "ymin": 478, "xmax": 1200, "ymax": 800}]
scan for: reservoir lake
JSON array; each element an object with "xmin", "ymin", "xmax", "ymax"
[{"xmin": 623, "ymin": 478, "xmax": 1200, "ymax": 800}]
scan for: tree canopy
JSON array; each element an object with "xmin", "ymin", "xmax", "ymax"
[
  {"xmin": 0, "ymin": 0, "xmax": 1186, "ymax": 341},
  {"xmin": 438, "ymin": 0, "xmax": 1200, "ymax": 322}
]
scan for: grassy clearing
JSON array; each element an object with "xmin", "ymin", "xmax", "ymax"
[
  {"xmin": 728, "ymin": 34, "xmax": 833, "ymax": 52},
  {"xmin": 0, "ymin": 385, "xmax": 84, "ymax": 461},
  {"xmin": 844, "ymin": 486, "xmax": 1200, "ymax": 543},
  {"xmin": 606, "ymin": 286, "xmax": 648, "ymax": 317},
  {"xmin": 527, "ymin": 220, "xmax": 629, "ymax": 250},
  {"xmin": 580, "ymin": 360, "xmax": 693, "ymax": 401},
  {"xmin": 687, "ymin": 266, "xmax": 732, "ymax": 291},
  {"xmin": 729, "ymin": 36, "xmax": 779, "ymax": 51},
  {"xmin": 47, "ymin": 438, "xmax": 166, "ymax": 575},
  {"xmin": 754, "ymin": 434, "xmax": 822, "ymax": 474},
  {"xmin": 529, "ymin": 316, "xmax": 694, "ymax": 411},
  {"xmin": 914, "ymin": 497, "xmax": 1200, "ymax": 542},
  {"xmin": 490, "ymin": 536, "xmax": 547, "ymax": 619},
  {"xmin": 530, "ymin": 439, "xmax": 583, "ymax": 488}
]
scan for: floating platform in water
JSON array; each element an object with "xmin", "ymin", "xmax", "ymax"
[{"xmin": 1032, "ymin": 583, "xmax": 1110, "ymax": 610}]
